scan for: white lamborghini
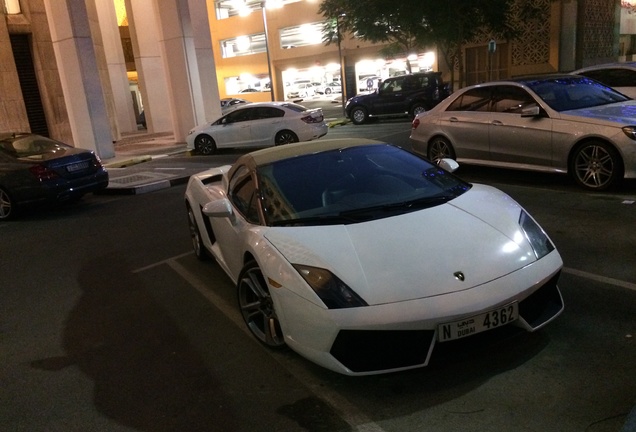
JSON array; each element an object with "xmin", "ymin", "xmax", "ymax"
[{"xmin": 184, "ymin": 138, "xmax": 564, "ymax": 375}]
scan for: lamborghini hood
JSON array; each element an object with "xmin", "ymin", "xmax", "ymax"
[{"xmin": 263, "ymin": 185, "xmax": 556, "ymax": 306}]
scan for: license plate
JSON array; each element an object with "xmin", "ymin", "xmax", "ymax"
[
  {"xmin": 438, "ymin": 302, "xmax": 519, "ymax": 342},
  {"xmin": 66, "ymin": 161, "xmax": 89, "ymax": 172}
]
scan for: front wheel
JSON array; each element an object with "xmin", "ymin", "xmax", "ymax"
[
  {"xmin": 187, "ymin": 205, "xmax": 207, "ymax": 260},
  {"xmin": 570, "ymin": 141, "xmax": 623, "ymax": 190},
  {"xmin": 194, "ymin": 134, "xmax": 217, "ymax": 155},
  {"xmin": 427, "ymin": 137, "xmax": 456, "ymax": 162},
  {"xmin": 325, "ymin": 88, "xmax": 332, "ymax": 95},
  {"xmin": 275, "ymin": 130, "xmax": 298, "ymax": 145},
  {"xmin": 350, "ymin": 106, "xmax": 368, "ymax": 125},
  {"xmin": 0, "ymin": 188, "xmax": 16, "ymax": 221},
  {"xmin": 237, "ymin": 261, "xmax": 285, "ymax": 348}
]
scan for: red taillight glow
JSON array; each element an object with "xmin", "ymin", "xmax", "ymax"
[
  {"xmin": 301, "ymin": 114, "xmax": 324, "ymax": 124},
  {"xmin": 29, "ymin": 164, "xmax": 59, "ymax": 181},
  {"xmin": 411, "ymin": 118, "xmax": 420, "ymax": 130}
]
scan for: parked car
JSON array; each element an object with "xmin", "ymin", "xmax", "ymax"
[
  {"xmin": 0, "ymin": 133, "xmax": 109, "ymax": 220},
  {"xmin": 184, "ymin": 137, "xmax": 564, "ymax": 375},
  {"xmin": 315, "ymin": 81, "xmax": 342, "ymax": 95},
  {"xmin": 287, "ymin": 82, "xmax": 316, "ymax": 99},
  {"xmin": 186, "ymin": 102, "xmax": 328, "ymax": 155},
  {"xmin": 220, "ymin": 97, "xmax": 250, "ymax": 112},
  {"xmin": 345, "ymin": 72, "xmax": 450, "ymax": 125},
  {"xmin": 572, "ymin": 62, "xmax": 636, "ymax": 98},
  {"xmin": 410, "ymin": 74, "xmax": 636, "ymax": 191}
]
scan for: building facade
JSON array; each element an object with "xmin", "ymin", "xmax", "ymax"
[{"xmin": 0, "ymin": 0, "xmax": 629, "ymax": 156}]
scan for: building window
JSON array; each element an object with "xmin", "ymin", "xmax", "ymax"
[
  {"xmin": 221, "ymin": 34, "xmax": 267, "ymax": 58},
  {"xmin": 280, "ymin": 22, "xmax": 323, "ymax": 48},
  {"xmin": 214, "ymin": 0, "xmax": 300, "ymax": 20},
  {"xmin": 4, "ymin": 0, "xmax": 21, "ymax": 14}
]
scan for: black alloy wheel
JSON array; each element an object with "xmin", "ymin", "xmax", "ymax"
[
  {"xmin": 237, "ymin": 261, "xmax": 285, "ymax": 348},
  {"xmin": 194, "ymin": 134, "xmax": 217, "ymax": 155},
  {"xmin": 274, "ymin": 130, "xmax": 298, "ymax": 145}
]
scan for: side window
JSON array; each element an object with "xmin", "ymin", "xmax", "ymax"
[
  {"xmin": 380, "ymin": 77, "xmax": 403, "ymax": 93},
  {"xmin": 446, "ymin": 87, "xmax": 492, "ymax": 111},
  {"xmin": 229, "ymin": 166, "xmax": 260, "ymax": 223},
  {"xmin": 224, "ymin": 108, "xmax": 253, "ymax": 124},
  {"xmin": 492, "ymin": 86, "xmax": 535, "ymax": 113},
  {"xmin": 253, "ymin": 107, "xmax": 284, "ymax": 119}
]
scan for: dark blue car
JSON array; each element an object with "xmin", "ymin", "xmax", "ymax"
[{"xmin": 0, "ymin": 133, "xmax": 109, "ymax": 220}]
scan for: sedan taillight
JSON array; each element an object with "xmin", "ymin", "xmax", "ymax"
[
  {"xmin": 29, "ymin": 164, "xmax": 59, "ymax": 181},
  {"xmin": 412, "ymin": 118, "xmax": 420, "ymax": 130},
  {"xmin": 301, "ymin": 114, "xmax": 324, "ymax": 124}
]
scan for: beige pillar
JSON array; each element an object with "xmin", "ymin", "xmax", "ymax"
[
  {"xmin": 125, "ymin": 0, "xmax": 172, "ymax": 133},
  {"xmin": 43, "ymin": 0, "xmax": 114, "ymax": 159},
  {"xmin": 95, "ymin": 0, "xmax": 137, "ymax": 134},
  {"xmin": 153, "ymin": 0, "xmax": 221, "ymax": 143}
]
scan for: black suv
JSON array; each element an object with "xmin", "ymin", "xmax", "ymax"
[{"xmin": 345, "ymin": 72, "xmax": 450, "ymax": 125}]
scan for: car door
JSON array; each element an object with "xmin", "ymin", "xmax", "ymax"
[
  {"xmin": 247, "ymin": 107, "xmax": 285, "ymax": 147},
  {"xmin": 487, "ymin": 85, "xmax": 554, "ymax": 168},
  {"xmin": 438, "ymin": 86, "xmax": 493, "ymax": 160},
  {"xmin": 373, "ymin": 76, "xmax": 408, "ymax": 115},
  {"xmin": 212, "ymin": 107, "xmax": 254, "ymax": 149},
  {"xmin": 209, "ymin": 165, "xmax": 260, "ymax": 281}
]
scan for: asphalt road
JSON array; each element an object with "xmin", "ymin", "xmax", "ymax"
[{"xmin": 2, "ymin": 120, "xmax": 635, "ymax": 432}]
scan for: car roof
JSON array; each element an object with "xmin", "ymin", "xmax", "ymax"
[
  {"xmin": 235, "ymin": 138, "xmax": 385, "ymax": 169},
  {"xmin": 573, "ymin": 62, "xmax": 636, "ymax": 73}
]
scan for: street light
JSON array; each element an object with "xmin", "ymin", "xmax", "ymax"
[{"xmin": 261, "ymin": 2, "xmax": 275, "ymax": 101}]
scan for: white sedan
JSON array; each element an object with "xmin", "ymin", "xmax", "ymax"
[
  {"xmin": 410, "ymin": 74, "xmax": 636, "ymax": 191},
  {"xmin": 185, "ymin": 138, "xmax": 564, "ymax": 375},
  {"xmin": 186, "ymin": 102, "xmax": 328, "ymax": 155}
]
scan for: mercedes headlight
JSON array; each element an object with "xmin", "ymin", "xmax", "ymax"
[{"xmin": 293, "ymin": 264, "xmax": 368, "ymax": 309}]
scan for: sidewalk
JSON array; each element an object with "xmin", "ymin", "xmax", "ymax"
[{"xmin": 100, "ymin": 131, "xmax": 193, "ymax": 195}]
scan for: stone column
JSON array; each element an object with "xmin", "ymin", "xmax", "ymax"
[
  {"xmin": 125, "ymin": 0, "xmax": 172, "ymax": 133},
  {"xmin": 95, "ymin": 0, "xmax": 137, "ymax": 134},
  {"xmin": 42, "ymin": 0, "xmax": 114, "ymax": 158}
]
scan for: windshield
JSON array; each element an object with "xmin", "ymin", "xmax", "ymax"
[
  {"xmin": 256, "ymin": 144, "xmax": 471, "ymax": 226},
  {"xmin": 524, "ymin": 76, "xmax": 629, "ymax": 112}
]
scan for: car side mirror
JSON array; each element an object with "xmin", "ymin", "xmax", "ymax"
[
  {"xmin": 437, "ymin": 158, "xmax": 459, "ymax": 173},
  {"xmin": 521, "ymin": 104, "xmax": 541, "ymax": 117},
  {"xmin": 203, "ymin": 198, "xmax": 233, "ymax": 217}
]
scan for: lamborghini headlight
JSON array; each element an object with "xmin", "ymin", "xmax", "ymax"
[
  {"xmin": 519, "ymin": 210, "xmax": 555, "ymax": 259},
  {"xmin": 293, "ymin": 264, "xmax": 368, "ymax": 309}
]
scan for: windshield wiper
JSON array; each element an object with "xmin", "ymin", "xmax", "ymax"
[
  {"xmin": 339, "ymin": 194, "xmax": 454, "ymax": 218},
  {"xmin": 271, "ymin": 214, "xmax": 359, "ymax": 226}
]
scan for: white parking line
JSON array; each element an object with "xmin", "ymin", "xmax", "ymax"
[
  {"xmin": 563, "ymin": 267, "xmax": 636, "ymax": 292},
  {"xmin": 164, "ymin": 257, "xmax": 388, "ymax": 432}
]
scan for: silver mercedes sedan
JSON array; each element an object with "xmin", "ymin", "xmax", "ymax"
[{"xmin": 410, "ymin": 74, "xmax": 636, "ymax": 190}]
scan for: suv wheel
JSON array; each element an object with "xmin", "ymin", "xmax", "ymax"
[
  {"xmin": 410, "ymin": 103, "xmax": 426, "ymax": 119},
  {"xmin": 350, "ymin": 106, "xmax": 368, "ymax": 125}
]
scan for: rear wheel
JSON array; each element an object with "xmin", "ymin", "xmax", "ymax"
[
  {"xmin": 570, "ymin": 141, "xmax": 623, "ymax": 190},
  {"xmin": 275, "ymin": 130, "xmax": 298, "ymax": 145},
  {"xmin": 0, "ymin": 188, "xmax": 16, "ymax": 221},
  {"xmin": 194, "ymin": 134, "xmax": 216, "ymax": 155},
  {"xmin": 237, "ymin": 261, "xmax": 285, "ymax": 348},
  {"xmin": 350, "ymin": 106, "xmax": 368, "ymax": 125},
  {"xmin": 325, "ymin": 88, "xmax": 332, "ymax": 95},
  {"xmin": 427, "ymin": 137, "xmax": 456, "ymax": 162},
  {"xmin": 410, "ymin": 103, "xmax": 426, "ymax": 119}
]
